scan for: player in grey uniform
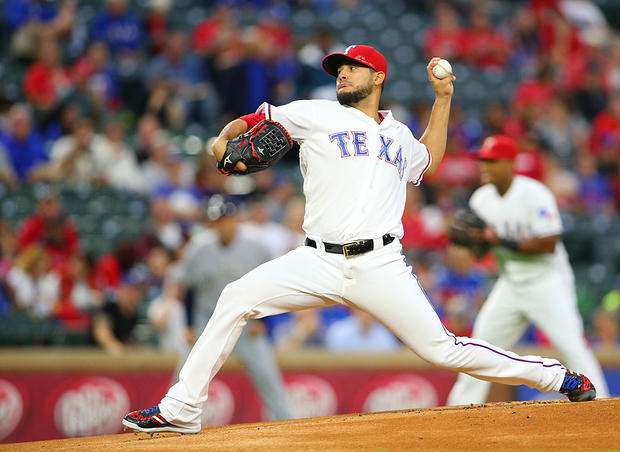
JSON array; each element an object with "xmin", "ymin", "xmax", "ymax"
[{"xmin": 167, "ymin": 197, "xmax": 294, "ymax": 421}]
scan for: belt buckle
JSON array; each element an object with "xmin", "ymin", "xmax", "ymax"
[{"xmin": 342, "ymin": 240, "xmax": 366, "ymax": 258}]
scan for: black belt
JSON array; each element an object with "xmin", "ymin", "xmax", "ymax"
[{"xmin": 305, "ymin": 234, "xmax": 395, "ymax": 258}]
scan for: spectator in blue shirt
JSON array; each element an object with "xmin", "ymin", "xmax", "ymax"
[
  {"xmin": 436, "ymin": 245, "xmax": 487, "ymax": 335},
  {"xmin": 4, "ymin": 0, "xmax": 58, "ymax": 32},
  {"xmin": 91, "ymin": 0, "xmax": 144, "ymax": 56},
  {"xmin": 145, "ymin": 31, "xmax": 213, "ymax": 130},
  {"xmin": 574, "ymin": 152, "xmax": 615, "ymax": 216},
  {"xmin": 325, "ymin": 308, "xmax": 400, "ymax": 352},
  {"xmin": 0, "ymin": 104, "xmax": 48, "ymax": 183},
  {"xmin": 4, "ymin": 0, "xmax": 75, "ymax": 60}
]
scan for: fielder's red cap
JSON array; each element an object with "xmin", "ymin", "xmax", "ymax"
[
  {"xmin": 321, "ymin": 45, "xmax": 388, "ymax": 81},
  {"xmin": 477, "ymin": 135, "xmax": 518, "ymax": 161}
]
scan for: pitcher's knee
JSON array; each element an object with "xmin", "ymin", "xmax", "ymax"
[
  {"xmin": 217, "ymin": 280, "xmax": 257, "ymax": 316},
  {"xmin": 414, "ymin": 337, "xmax": 467, "ymax": 369}
]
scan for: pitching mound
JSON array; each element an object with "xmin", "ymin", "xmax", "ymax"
[{"xmin": 3, "ymin": 398, "xmax": 618, "ymax": 451}]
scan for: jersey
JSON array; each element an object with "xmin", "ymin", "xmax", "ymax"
[
  {"xmin": 257, "ymin": 100, "xmax": 431, "ymax": 243},
  {"xmin": 470, "ymin": 175, "xmax": 572, "ymax": 284},
  {"xmin": 171, "ymin": 234, "xmax": 272, "ymax": 330}
]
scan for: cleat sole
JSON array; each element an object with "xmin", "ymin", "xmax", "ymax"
[{"xmin": 121, "ymin": 418, "xmax": 201, "ymax": 434}]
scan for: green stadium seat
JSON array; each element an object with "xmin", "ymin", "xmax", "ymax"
[
  {"xmin": 70, "ymin": 214, "xmax": 99, "ymax": 234},
  {"xmin": 563, "ymin": 216, "xmax": 597, "ymax": 264}
]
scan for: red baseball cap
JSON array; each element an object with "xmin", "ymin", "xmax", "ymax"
[
  {"xmin": 477, "ymin": 135, "xmax": 518, "ymax": 161},
  {"xmin": 321, "ymin": 45, "xmax": 388, "ymax": 81}
]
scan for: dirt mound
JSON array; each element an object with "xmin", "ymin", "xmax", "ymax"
[{"xmin": 4, "ymin": 398, "xmax": 618, "ymax": 451}]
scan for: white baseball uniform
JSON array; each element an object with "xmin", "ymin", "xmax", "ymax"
[
  {"xmin": 448, "ymin": 175, "xmax": 609, "ymax": 405},
  {"xmin": 158, "ymin": 100, "xmax": 569, "ymax": 429}
]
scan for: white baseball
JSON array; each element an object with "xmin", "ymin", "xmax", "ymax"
[{"xmin": 432, "ymin": 59, "xmax": 452, "ymax": 79}]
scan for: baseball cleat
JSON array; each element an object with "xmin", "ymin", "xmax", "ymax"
[
  {"xmin": 559, "ymin": 371, "xmax": 596, "ymax": 402},
  {"xmin": 122, "ymin": 406, "xmax": 201, "ymax": 434}
]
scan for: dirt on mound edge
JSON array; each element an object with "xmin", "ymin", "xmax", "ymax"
[{"xmin": 3, "ymin": 398, "xmax": 618, "ymax": 451}]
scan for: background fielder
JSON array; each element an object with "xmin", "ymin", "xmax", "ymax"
[
  {"xmin": 447, "ymin": 135, "xmax": 609, "ymax": 405},
  {"xmin": 152, "ymin": 196, "xmax": 295, "ymax": 421}
]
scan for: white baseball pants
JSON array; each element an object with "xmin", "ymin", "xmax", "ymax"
[
  {"xmin": 447, "ymin": 269, "xmax": 609, "ymax": 405},
  {"xmin": 159, "ymin": 241, "xmax": 567, "ymax": 428}
]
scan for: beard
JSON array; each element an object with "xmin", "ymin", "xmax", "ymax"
[{"xmin": 337, "ymin": 82, "xmax": 373, "ymax": 106}]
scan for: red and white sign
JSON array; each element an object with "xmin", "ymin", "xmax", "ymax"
[
  {"xmin": 0, "ymin": 369, "xmax": 456, "ymax": 443},
  {"xmin": 362, "ymin": 374, "xmax": 438, "ymax": 412},
  {"xmin": 0, "ymin": 379, "xmax": 23, "ymax": 441},
  {"xmin": 285, "ymin": 375, "xmax": 338, "ymax": 418},
  {"xmin": 201, "ymin": 378, "xmax": 235, "ymax": 426},
  {"xmin": 53, "ymin": 377, "xmax": 130, "ymax": 437}
]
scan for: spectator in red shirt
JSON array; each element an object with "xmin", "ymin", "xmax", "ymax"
[
  {"xmin": 17, "ymin": 186, "xmax": 80, "ymax": 270},
  {"xmin": 23, "ymin": 39, "xmax": 72, "ymax": 114},
  {"xmin": 191, "ymin": 6, "xmax": 238, "ymax": 56},
  {"xmin": 423, "ymin": 3, "xmax": 464, "ymax": 62},
  {"xmin": 427, "ymin": 144, "xmax": 479, "ymax": 189},
  {"xmin": 511, "ymin": 63, "xmax": 556, "ymax": 120},
  {"xmin": 71, "ymin": 41, "xmax": 121, "ymax": 114},
  {"xmin": 538, "ymin": 7, "xmax": 587, "ymax": 92},
  {"xmin": 426, "ymin": 107, "xmax": 480, "ymax": 189},
  {"xmin": 461, "ymin": 8, "xmax": 511, "ymax": 70},
  {"xmin": 144, "ymin": 0, "xmax": 171, "ymax": 56},
  {"xmin": 538, "ymin": 7, "xmax": 583, "ymax": 59},
  {"xmin": 56, "ymin": 252, "xmax": 102, "ymax": 331},
  {"xmin": 401, "ymin": 188, "xmax": 448, "ymax": 253},
  {"xmin": 514, "ymin": 134, "xmax": 547, "ymax": 182}
]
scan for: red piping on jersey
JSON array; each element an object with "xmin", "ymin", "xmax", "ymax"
[
  {"xmin": 414, "ymin": 146, "xmax": 432, "ymax": 185},
  {"xmin": 239, "ymin": 112, "xmax": 266, "ymax": 130}
]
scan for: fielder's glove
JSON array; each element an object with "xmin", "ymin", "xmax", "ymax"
[
  {"xmin": 218, "ymin": 120, "xmax": 293, "ymax": 175},
  {"xmin": 447, "ymin": 208, "xmax": 492, "ymax": 259}
]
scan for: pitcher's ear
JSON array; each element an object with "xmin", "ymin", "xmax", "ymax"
[{"xmin": 374, "ymin": 71, "xmax": 386, "ymax": 86}]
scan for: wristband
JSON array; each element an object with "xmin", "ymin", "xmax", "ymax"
[{"xmin": 499, "ymin": 238, "xmax": 519, "ymax": 251}]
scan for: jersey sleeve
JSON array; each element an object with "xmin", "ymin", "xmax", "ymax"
[
  {"xmin": 256, "ymin": 100, "xmax": 314, "ymax": 141},
  {"xmin": 529, "ymin": 187, "xmax": 563, "ymax": 237},
  {"xmin": 468, "ymin": 188, "xmax": 484, "ymax": 216},
  {"xmin": 407, "ymin": 135, "xmax": 432, "ymax": 185}
]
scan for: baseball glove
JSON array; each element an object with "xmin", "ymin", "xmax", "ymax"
[
  {"xmin": 218, "ymin": 120, "xmax": 293, "ymax": 175},
  {"xmin": 447, "ymin": 208, "xmax": 491, "ymax": 258}
]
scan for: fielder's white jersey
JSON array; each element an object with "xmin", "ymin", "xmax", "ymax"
[
  {"xmin": 470, "ymin": 175, "xmax": 572, "ymax": 284},
  {"xmin": 257, "ymin": 99, "xmax": 431, "ymax": 243}
]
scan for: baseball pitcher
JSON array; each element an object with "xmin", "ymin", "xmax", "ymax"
[{"xmin": 123, "ymin": 46, "xmax": 597, "ymax": 435}]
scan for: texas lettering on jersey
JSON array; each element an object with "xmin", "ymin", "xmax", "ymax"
[
  {"xmin": 328, "ymin": 131, "xmax": 408, "ymax": 180},
  {"xmin": 492, "ymin": 220, "xmax": 534, "ymax": 241},
  {"xmin": 257, "ymin": 99, "xmax": 431, "ymax": 243}
]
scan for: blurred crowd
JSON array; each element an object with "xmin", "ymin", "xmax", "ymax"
[{"xmin": 0, "ymin": 0, "xmax": 619, "ymax": 355}]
